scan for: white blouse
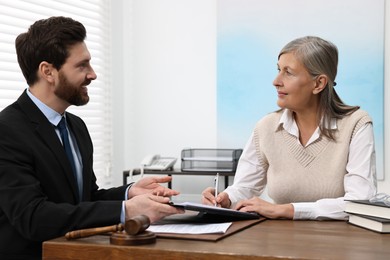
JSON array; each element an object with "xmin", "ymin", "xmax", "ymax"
[{"xmin": 224, "ymin": 109, "xmax": 377, "ymax": 220}]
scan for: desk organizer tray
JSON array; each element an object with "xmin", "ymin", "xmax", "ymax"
[{"xmin": 181, "ymin": 148, "xmax": 243, "ymax": 172}]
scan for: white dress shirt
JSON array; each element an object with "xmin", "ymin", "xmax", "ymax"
[{"xmin": 26, "ymin": 89, "xmax": 83, "ymax": 198}]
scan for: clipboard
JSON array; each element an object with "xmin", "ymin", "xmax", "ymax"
[
  {"xmin": 152, "ymin": 211, "xmax": 266, "ymax": 241},
  {"xmin": 170, "ymin": 202, "xmax": 261, "ymax": 221}
]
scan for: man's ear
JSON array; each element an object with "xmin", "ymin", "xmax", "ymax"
[
  {"xmin": 38, "ymin": 61, "xmax": 56, "ymax": 84},
  {"xmin": 313, "ymin": 75, "xmax": 328, "ymax": 95}
]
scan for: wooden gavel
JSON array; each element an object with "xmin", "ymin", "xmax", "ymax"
[{"xmin": 65, "ymin": 215, "xmax": 151, "ymax": 240}]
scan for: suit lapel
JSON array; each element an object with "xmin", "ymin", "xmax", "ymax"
[{"xmin": 17, "ymin": 91, "xmax": 80, "ymax": 201}]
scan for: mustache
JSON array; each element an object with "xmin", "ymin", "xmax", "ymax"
[{"xmin": 83, "ymin": 79, "xmax": 92, "ymax": 86}]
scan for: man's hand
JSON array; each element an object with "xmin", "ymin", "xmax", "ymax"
[
  {"xmin": 128, "ymin": 176, "xmax": 180, "ymax": 198},
  {"xmin": 124, "ymin": 194, "xmax": 184, "ymax": 223}
]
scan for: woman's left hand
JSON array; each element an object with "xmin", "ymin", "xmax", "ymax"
[{"xmin": 235, "ymin": 197, "xmax": 294, "ymax": 219}]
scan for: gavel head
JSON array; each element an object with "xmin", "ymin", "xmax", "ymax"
[
  {"xmin": 124, "ymin": 215, "xmax": 151, "ymax": 235},
  {"xmin": 111, "ymin": 215, "xmax": 155, "ymax": 245}
]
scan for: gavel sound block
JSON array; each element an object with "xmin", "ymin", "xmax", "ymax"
[{"xmin": 65, "ymin": 215, "xmax": 156, "ymax": 245}]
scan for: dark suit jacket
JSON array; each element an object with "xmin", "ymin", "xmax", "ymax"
[{"xmin": 0, "ymin": 90, "xmax": 128, "ymax": 259}]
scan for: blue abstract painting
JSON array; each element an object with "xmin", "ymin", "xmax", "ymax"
[{"xmin": 217, "ymin": 0, "xmax": 385, "ymax": 179}]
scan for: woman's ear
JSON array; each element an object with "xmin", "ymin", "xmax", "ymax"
[
  {"xmin": 38, "ymin": 61, "xmax": 56, "ymax": 84},
  {"xmin": 313, "ymin": 75, "xmax": 328, "ymax": 95}
]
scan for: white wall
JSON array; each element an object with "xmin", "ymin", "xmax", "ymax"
[
  {"xmin": 111, "ymin": 0, "xmax": 389, "ymax": 199},
  {"xmin": 111, "ymin": 0, "xmax": 217, "ymax": 201}
]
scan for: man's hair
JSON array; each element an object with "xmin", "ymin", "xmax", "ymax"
[{"xmin": 15, "ymin": 16, "xmax": 86, "ymax": 86}]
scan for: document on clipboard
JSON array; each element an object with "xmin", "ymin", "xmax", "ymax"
[
  {"xmin": 147, "ymin": 222, "xmax": 233, "ymax": 234},
  {"xmin": 170, "ymin": 202, "xmax": 261, "ymax": 221},
  {"xmin": 152, "ymin": 204, "xmax": 266, "ymax": 241}
]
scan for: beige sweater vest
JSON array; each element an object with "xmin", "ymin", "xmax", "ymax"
[{"xmin": 253, "ymin": 109, "xmax": 372, "ymax": 204}]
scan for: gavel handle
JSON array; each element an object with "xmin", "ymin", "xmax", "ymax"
[{"xmin": 65, "ymin": 223, "xmax": 123, "ymax": 240}]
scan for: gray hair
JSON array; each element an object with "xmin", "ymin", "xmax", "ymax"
[{"xmin": 278, "ymin": 36, "xmax": 359, "ymax": 140}]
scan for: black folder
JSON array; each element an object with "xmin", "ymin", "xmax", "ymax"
[
  {"xmin": 170, "ymin": 202, "xmax": 261, "ymax": 221},
  {"xmin": 153, "ymin": 204, "xmax": 265, "ymax": 241}
]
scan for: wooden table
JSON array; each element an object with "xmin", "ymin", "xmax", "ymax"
[{"xmin": 43, "ymin": 220, "xmax": 390, "ymax": 259}]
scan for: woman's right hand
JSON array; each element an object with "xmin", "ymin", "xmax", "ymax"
[{"xmin": 201, "ymin": 187, "xmax": 231, "ymax": 208}]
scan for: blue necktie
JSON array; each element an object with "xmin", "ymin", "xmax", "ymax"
[{"xmin": 57, "ymin": 117, "xmax": 79, "ymax": 197}]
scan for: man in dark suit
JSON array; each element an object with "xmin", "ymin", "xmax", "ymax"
[{"xmin": 0, "ymin": 16, "xmax": 183, "ymax": 259}]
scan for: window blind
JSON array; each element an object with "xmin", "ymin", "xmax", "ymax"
[{"xmin": 0, "ymin": 0, "xmax": 113, "ymax": 187}]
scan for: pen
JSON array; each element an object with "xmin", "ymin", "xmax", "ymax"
[{"xmin": 214, "ymin": 173, "xmax": 219, "ymax": 207}]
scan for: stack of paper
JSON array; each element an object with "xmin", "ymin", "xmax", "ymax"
[{"xmin": 147, "ymin": 222, "xmax": 232, "ymax": 234}]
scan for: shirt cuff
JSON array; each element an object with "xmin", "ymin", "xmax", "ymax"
[
  {"xmin": 121, "ymin": 182, "xmax": 135, "ymax": 224},
  {"xmin": 120, "ymin": 201, "xmax": 126, "ymax": 224},
  {"xmin": 291, "ymin": 202, "xmax": 316, "ymax": 220}
]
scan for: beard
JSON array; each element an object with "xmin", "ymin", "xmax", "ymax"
[{"xmin": 55, "ymin": 71, "xmax": 90, "ymax": 106}]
